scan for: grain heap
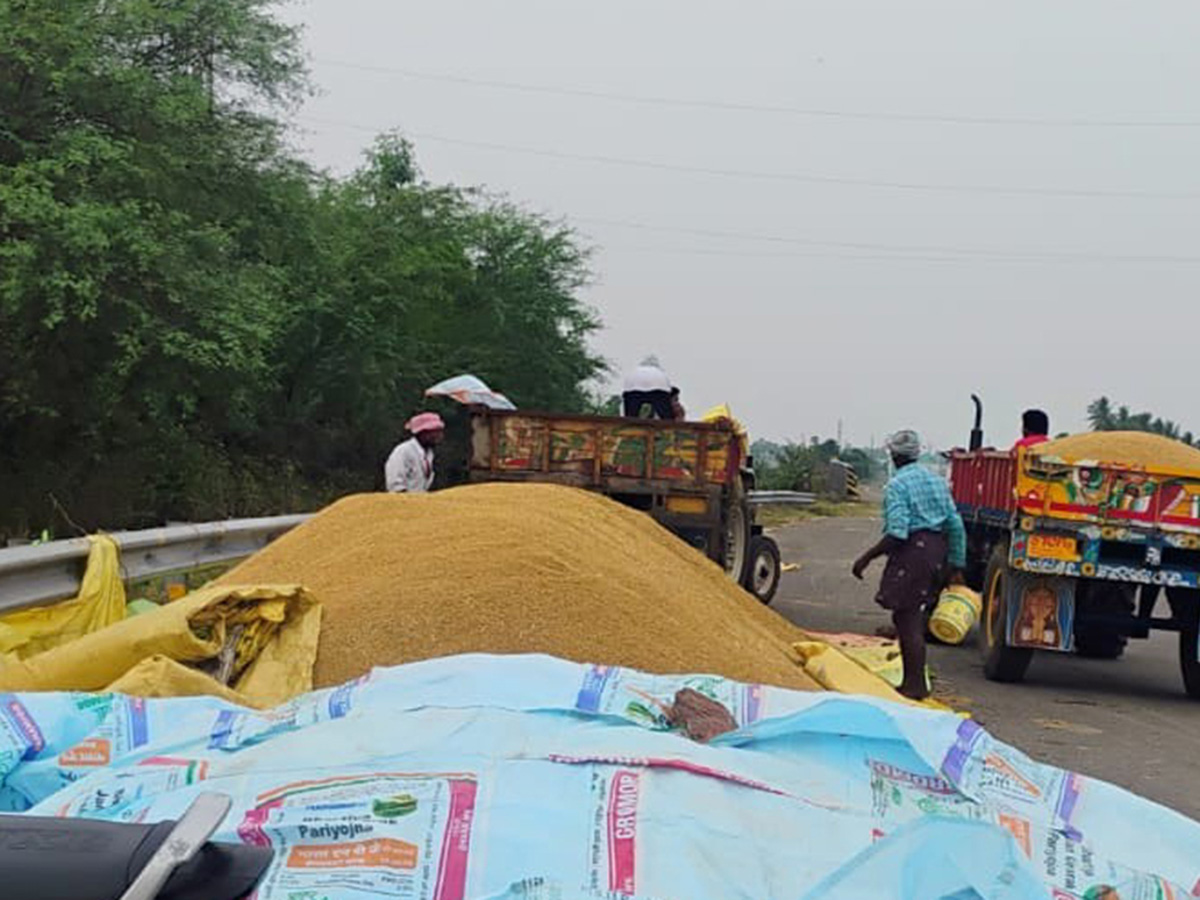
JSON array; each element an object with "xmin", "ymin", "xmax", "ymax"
[
  {"xmin": 1031, "ymin": 432, "xmax": 1200, "ymax": 471},
  {"xmin": 219, "ymin": 483, "xmax": 817, "ymax": 691}
]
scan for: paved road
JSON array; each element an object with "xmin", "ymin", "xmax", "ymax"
[{"xmin": 770, "ymin": 515, "xmax": 1200, "ymax": 822}]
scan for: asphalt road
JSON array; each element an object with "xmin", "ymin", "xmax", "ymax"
[{"xmin": 770, "ymin": 514, "xmax": 1200, "ymax": 822}]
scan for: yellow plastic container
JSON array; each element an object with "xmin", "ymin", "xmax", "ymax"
[{"xmin": 929, "ymin": 586, "xmax": 983, "ymax": 645}]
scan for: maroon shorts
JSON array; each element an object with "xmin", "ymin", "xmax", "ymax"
[{"xmin": 875, "ymin": 530, "xmax": 949, "ymax": 613}]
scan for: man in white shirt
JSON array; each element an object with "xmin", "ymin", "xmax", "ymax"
[
  {"xmin": 384, "ymin": 412, "xmax": 445, "ymax": 493},
  {"xmin": 622, "ymin": 356, "xmax": 676, "ymax": 419}
]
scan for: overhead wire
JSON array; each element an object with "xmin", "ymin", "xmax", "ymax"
[
  {"xmin": 574, "ymin": 217, "xmax": 1200, "ymax": 265},
  {"xmin": 296, "ymin": 114, "xmax": 1200, "ymax": 201},
  {"xmin": 312, "ymin": 58, "xmax": 1200, "ymax": 129}
]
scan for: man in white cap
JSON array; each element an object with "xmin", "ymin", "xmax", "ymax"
[
  {"xmin": 384, "ymin": 412, "xmax": 445, "ymax": 493},
  {"xmin": 622, "ymin": 356, "xmax": 676, "ymax": 419},
  {"xmin": 852, "ymin": 429, "xmax": 966, "ymax": 700}
]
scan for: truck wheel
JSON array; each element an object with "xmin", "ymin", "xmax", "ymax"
[
  {"xmin": 1073, "ymin": 583, "xmax": 1134, "ymax": 660},
  {"xmin": 981, "ymin": 543, "xmax": 1034, "ymax": 683},
  {"xmin": 723, "ymin": 500, "xmax": 751, "ymax": 586},
  {"xmin": 1168, "ymin": 588, "xmax": 1200, "ymax": 700},
  {"xmin": 745, "ymin": 535, "xmax": 781, "ymax": 605}
]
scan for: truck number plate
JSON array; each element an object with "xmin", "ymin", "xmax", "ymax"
[{"xmin": 1027, "ymin": 534, "xmax": 1080, "ymax": 562}]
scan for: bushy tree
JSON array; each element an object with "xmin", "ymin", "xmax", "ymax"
[{"xmin": 0, "ymin": 3, "xmax": 605, "ymax": 535}]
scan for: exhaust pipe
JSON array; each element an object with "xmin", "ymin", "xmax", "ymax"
[{"xmin": 969, "ymin": 395, "xmax": 984, "ymax": 451}]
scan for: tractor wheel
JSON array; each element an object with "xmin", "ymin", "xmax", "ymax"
[
  {"xmin": 746, "ymin": 535, "xmax": 782, "ymax": 605},
  {"xmin": 1073, "ymin": 583, "xmax": 1134, "ymax": 660},
  {"xmin": 723, "ymin": 500, "xmax": 751, "ymax": 587},
  {"xmin": 1168, "ymin": 588, "xmax": 1200, "ymax": 700},
  {"xmin": 981, "ymin": 543, "xmax": 1034, "ymax": 683}
]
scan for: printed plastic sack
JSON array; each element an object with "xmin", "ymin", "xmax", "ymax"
[{"xmin": 1, "ymin": 655, "xmax": 1196, "ymax": 899}]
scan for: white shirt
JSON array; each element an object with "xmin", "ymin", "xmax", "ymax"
[
  {"xmin": 623, "ymin": 362, "xmax": 671, "ymax": 393},
  {"xmin": 384, "ymin": 438, "xmax": 435, "ymax": 493}
]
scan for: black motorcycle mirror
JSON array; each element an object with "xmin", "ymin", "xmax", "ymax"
[{"xmin": 0, "ymin": 792, "xmax": 273, "ymax": 900}]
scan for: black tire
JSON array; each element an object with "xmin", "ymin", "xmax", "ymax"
[
  {"xmin": 1169, "ymin": 588, "xmax": 1200, "ymax": 700},
  {"xmin": 723, "ymin": 500, "xmax": 752, "ymax": 587},
  {"xmin": 745, "ymin": 535, "xmax": 782, "ymax": 605},
  {"xmin": 980, "ymin": 543, "xmax": 1034, "ymax": 683},
  {"xmin": 1073, "ymin": 583, "xmax": 1134, "ymax": 660}
]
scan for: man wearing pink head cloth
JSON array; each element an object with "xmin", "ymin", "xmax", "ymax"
[{"xmin": 384, "ymin": 412, "xmax": 446, "ymax": 493}]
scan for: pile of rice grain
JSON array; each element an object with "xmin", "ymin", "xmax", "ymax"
[
  {"xmin": 1032, "ymin": 431, "xmax": 1200, "ymax": 470},
  {"xmin": 218, "ymin": 483, "xmax": 817, "ymax": 691}
]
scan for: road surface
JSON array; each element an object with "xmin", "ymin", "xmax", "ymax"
[{"xmin": 771, "ymin": 514, "xmax": 1200, "ymax": 822}]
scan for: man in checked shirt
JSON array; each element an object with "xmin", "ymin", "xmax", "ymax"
[{"xmin": 852, "ymin": 430, "xmax": 966, "ymax": 700}]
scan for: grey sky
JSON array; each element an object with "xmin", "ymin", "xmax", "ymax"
[{"xmin": 282, "ymin": 0, "xmax": 1200, "ymax": 449}]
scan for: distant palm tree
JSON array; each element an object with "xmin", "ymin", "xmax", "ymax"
[
  {"xmin": 1087, "ymin": 397, "xmax": 1115, "ymax": 431},
  {"xmin": 1087, "ymin": 397, "xmax": 1195, "ymax": 444}
]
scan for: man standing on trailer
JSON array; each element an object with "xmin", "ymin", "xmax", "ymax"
[
  {"xmin": 1013, "ymin": 408, "xmax": 1051, "ymax": 450},
  {"xmin": 852, "ymin": 430, "xmax": 966, "ymax": 700},
  {"xmin": 622, "ymin": 356, "xmax": 677, "ymax": 419}
]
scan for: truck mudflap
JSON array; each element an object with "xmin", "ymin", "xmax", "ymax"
[{"xmin": 1003, "ymin": 571, "xmax": 1076, "ymax": 652}]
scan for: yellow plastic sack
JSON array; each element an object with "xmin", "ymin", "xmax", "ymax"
[
  {"xmin": 793, "ymin": 633, "xmax": 953, "ymax": 712},
  {"xmin": 0, "ymin": 535, "xmax": 126, "ymax": 660},
  {"xmin": 798, "ymin": 629, "xmax": 908, "ymax": 687},
  {"xmin": 0, "ymin": 584, "xmax": 321, "ymax": 708},
  {"xmin": 700, "ymin": 403, "xmax": 750, "ymax": 458}
]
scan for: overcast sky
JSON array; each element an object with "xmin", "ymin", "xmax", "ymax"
[{"xmin": 281, "ymin": 0, "xmax": 1200, "ymax": 449}]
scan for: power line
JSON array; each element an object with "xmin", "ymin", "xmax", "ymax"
[
  {"xmin": 576, "ymin": 217, "xmax": 1200, "ymax": 264},
  {"xmin": 296, "ymin": 114, "xmax": 1200, "ymax": 201},
  {"xmin": 313, "ymin": 57, "xmax": 1200, "ymax": 130},
  {"xmin": 583, "ymin": 220, "xmax": 1200, "ymax": 266}
]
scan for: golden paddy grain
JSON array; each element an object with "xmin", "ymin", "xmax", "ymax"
[
  {"xmin": 1032, "ymin": 432, "xmax": 1200, "ymax": 471},
  {"xmin": 219, "ymin": 483, "xmax": 818, "ymax": 691}
]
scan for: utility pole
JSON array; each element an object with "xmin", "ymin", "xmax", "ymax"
[{"xmin": 837, "ymin": 418, "xmax": 844, "ymax": 449}]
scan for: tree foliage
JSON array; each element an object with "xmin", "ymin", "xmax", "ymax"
[
  {"xmin": 0, "ymin": 1, "xmax": 604, "ymax": 535},
  {"xmin": 752, "ymin": 438, "xmax": 877, "ymax": 492},
  {"xmin": 1087, "ymin": 397, "xmax": 1195, "ymax": 446}
]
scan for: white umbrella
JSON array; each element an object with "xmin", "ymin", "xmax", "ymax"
[{"xmin": 425, "ymin": 374, "xmax": 516, "ymax": 410}]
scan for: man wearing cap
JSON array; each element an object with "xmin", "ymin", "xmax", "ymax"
[
  {"xmin": 384, "ymin": 412, "xmax": 445, "ymax": 493},
  {"xmin": 852, "ymin": 430, "xmax": 966, "ymax": 700}
]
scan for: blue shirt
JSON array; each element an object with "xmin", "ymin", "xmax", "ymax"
[{"xmin": 883, "ymin": 463, "xmax": 967, "ymax": 569}]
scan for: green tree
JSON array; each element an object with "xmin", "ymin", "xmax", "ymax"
[
  {"xmin": 1087, "ymin": 397, "xmax": 1194, "ymax": 445},
  {"xmin": 0, "ymin": 4, "xmax": 606, "ymax": 535},
  {"xmin": 1, "ymin": 0, "xmax": 311, "ymax": 529},
  {"xmin": 268, "ymin": 135, "xmax": 605, "ymax": 478}
]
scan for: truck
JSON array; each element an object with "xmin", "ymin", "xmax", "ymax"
[
  {"xmin": 467, "ymin": 407, "xmax": 782, "ymax": 603},
  {"xmin": 949, "ymin": 397, "xmax": 1200, "ymax": 698}
]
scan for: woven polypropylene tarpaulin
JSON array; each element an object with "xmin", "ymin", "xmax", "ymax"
[{"xmin": 2, "ymin": 654, "xmax": 1197, "ymax": 899}]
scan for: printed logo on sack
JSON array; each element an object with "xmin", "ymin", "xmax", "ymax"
[
  {"xmin": 58, "ymin": 738, "xmax": 112, "ymax": 768},
  {"xmin": 607, "ymin": 770, "xmax": 640, "ymax": 894},
  {"xmin": 0, "ymin": 696, "xmax": 46, "ymax": 760}
]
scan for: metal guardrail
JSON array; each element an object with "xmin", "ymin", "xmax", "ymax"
[
  {"xmin": 748, "ymin": 491, "xmax": 817, "ymax": 506},
  {"xmin": 0, "ymin": 515, "xmax": 310, "ymax": 614}
]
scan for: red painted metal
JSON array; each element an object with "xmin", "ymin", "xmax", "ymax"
[{"xmin": 950, "ymin": 450, "xmax": 1017, "ymax": 514}]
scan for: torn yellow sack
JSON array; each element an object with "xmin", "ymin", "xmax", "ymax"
[
  {"xmin": 793, "ymin": 634, "xmax": 953, "ymax": 712},
  {"xmin": 0, "ymin": 584, "xmax": 321, "ymax": 708},
  {"xmin": 700, "ymin": 403, "xmax": 750, "ymax": 457},
  {"xmin": 0, "ymin": 535, "xmax": 126, "ymax": 660},
  {"xmin": 798, "ymin": 629, "xmax": 909, "ymax": 688}
]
